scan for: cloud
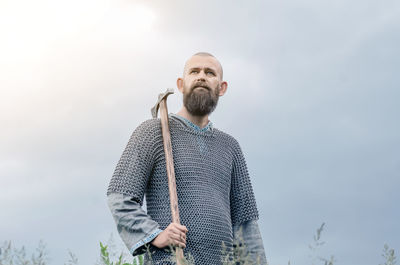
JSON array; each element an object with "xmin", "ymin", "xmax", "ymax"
[{"xmin": 1, "ymin": 0, "xmax": 399, "ymax": 265}]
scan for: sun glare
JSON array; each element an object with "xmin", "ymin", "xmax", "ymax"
[{"xmin": 0, "ymin": 0, "xmax": 156, "ymax": 117}]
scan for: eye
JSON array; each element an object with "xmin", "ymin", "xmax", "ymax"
[
  {"xmin": 190, "ymin": 70, "xmax": 199, "ymax": 74},
  {"xmin": 206, "ymin": 71, "xmax": 215, "ymax": 76}
]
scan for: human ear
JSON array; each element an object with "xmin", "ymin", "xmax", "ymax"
[
  {"xmin": 177, "ymin": 78, "xmax": 184, "ymax": 93},
  {"xmin": 218, "ymin": 81, "xmax": 228, "ymax": 96}
]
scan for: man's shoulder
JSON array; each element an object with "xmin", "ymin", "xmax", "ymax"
[
  {"xmin": 135, "ymin": 118, "xmax": 161, "ymax": 130},
  {"xmin": 130, "ymin": 118, "xmax": 161, "ymax": 139}
]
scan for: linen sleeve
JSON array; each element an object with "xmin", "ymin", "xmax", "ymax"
[
  {"xmin": 107, "ymin": 119, "xmax": 159, "ymax": 205},
  {"xmin": 230, "ymin": 138, "xmax": 259, "ymax": 225},
  {"xmin": 233, "ymin": 220, "xmax": 268, "ymax": 265},
  {"xmin": 107, "ymin": 193, "xmax": 163, "ymax": 256}
]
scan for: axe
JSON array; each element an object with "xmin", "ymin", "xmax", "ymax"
[{"xmin": 151, "ymin": 88, "xmax": 184, "ymax": 264}]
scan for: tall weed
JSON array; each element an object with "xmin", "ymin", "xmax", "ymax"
[{"xmin": 0, "ymin": 225, "xmax": 396, "ymax": 265}]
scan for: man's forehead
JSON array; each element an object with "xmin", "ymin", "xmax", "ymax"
[{"xmin": 184, "ymin": 55, "xmax": 223, "ymax": 74}]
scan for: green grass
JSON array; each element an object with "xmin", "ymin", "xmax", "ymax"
[{"xmin": 0, "ymin": 224, "xmax": 397, "ymax": 265}]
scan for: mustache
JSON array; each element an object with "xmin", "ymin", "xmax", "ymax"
[{"xmin": 191, "ymin": 82, "xmax": 210, "ymax": 91}]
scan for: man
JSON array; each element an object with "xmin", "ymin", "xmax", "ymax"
[{"xmin": 107, "ymin": 52, "xmax": 267, "ymax": 264}]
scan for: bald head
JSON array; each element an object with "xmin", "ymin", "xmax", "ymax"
[
  {"xmin": 177, "ymin": 52, "xmax": 228, "ymax": 117},
  {"xmin": 183, "ymin": 52, "xmax": 224, "ymax": 80}
]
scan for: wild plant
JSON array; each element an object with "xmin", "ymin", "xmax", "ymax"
[{"xmin": 0, "ymin": 224, "xmax": 397, "ymax": 265}]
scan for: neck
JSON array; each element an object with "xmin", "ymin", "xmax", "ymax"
[{"xmin": 176, "ymin": 107, "xmax": 210, "ymax": 129}]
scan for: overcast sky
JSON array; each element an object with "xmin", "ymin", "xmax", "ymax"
[{"xmin": 1, "ymin": 0, "xmax": 399, "ymax": 264}]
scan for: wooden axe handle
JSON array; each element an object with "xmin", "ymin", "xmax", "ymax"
[{"xmin": 158, "ymin": 97, "xmax": 184, "ymax": 264}]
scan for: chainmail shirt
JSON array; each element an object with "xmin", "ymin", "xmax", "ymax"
[{"xmin": 107, "ymin": 114, "xmax": 259, "ymax": 264}]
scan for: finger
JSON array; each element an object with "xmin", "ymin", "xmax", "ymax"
[
  {"xmin": 172, "ymin": 223, "xmax": 187, "ymax": 231},
  {"xmin": 171, "ymin": 229, "xmax": 187, "ymax": 242},
  {"xmin": 174, "ymin": 240, "xmax": 186, "ymax": 248},
  {"xmin": 177, "ymin": 224, "xmax": 188, "ymax": 233},
  {"xmin": 171, "ymin": 228, "xmax": 183, "ymax": 238},
  {"xmin": 179, "ymin": 233, "xmax": 186, "ymax": 243},
  {"xmin": 174, "ymin": 224, "xmax": 188, "ymax": 233},
  {"xmin": 172, "ymin": 233, "xmax": 186, "ymax": 244}
]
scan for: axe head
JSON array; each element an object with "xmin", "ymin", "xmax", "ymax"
[{"xmin": 151, "ymin": 88, "xmax": 174, "ymax": 118}]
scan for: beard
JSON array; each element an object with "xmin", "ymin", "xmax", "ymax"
[{"xmin": 183, "ymin": 82, "xmax": 220, "ymax": 116}]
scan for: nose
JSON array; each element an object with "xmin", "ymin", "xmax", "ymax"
[{"xmin": 196, "ymin": 70, "xmax": 206, "ymax": 81}]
